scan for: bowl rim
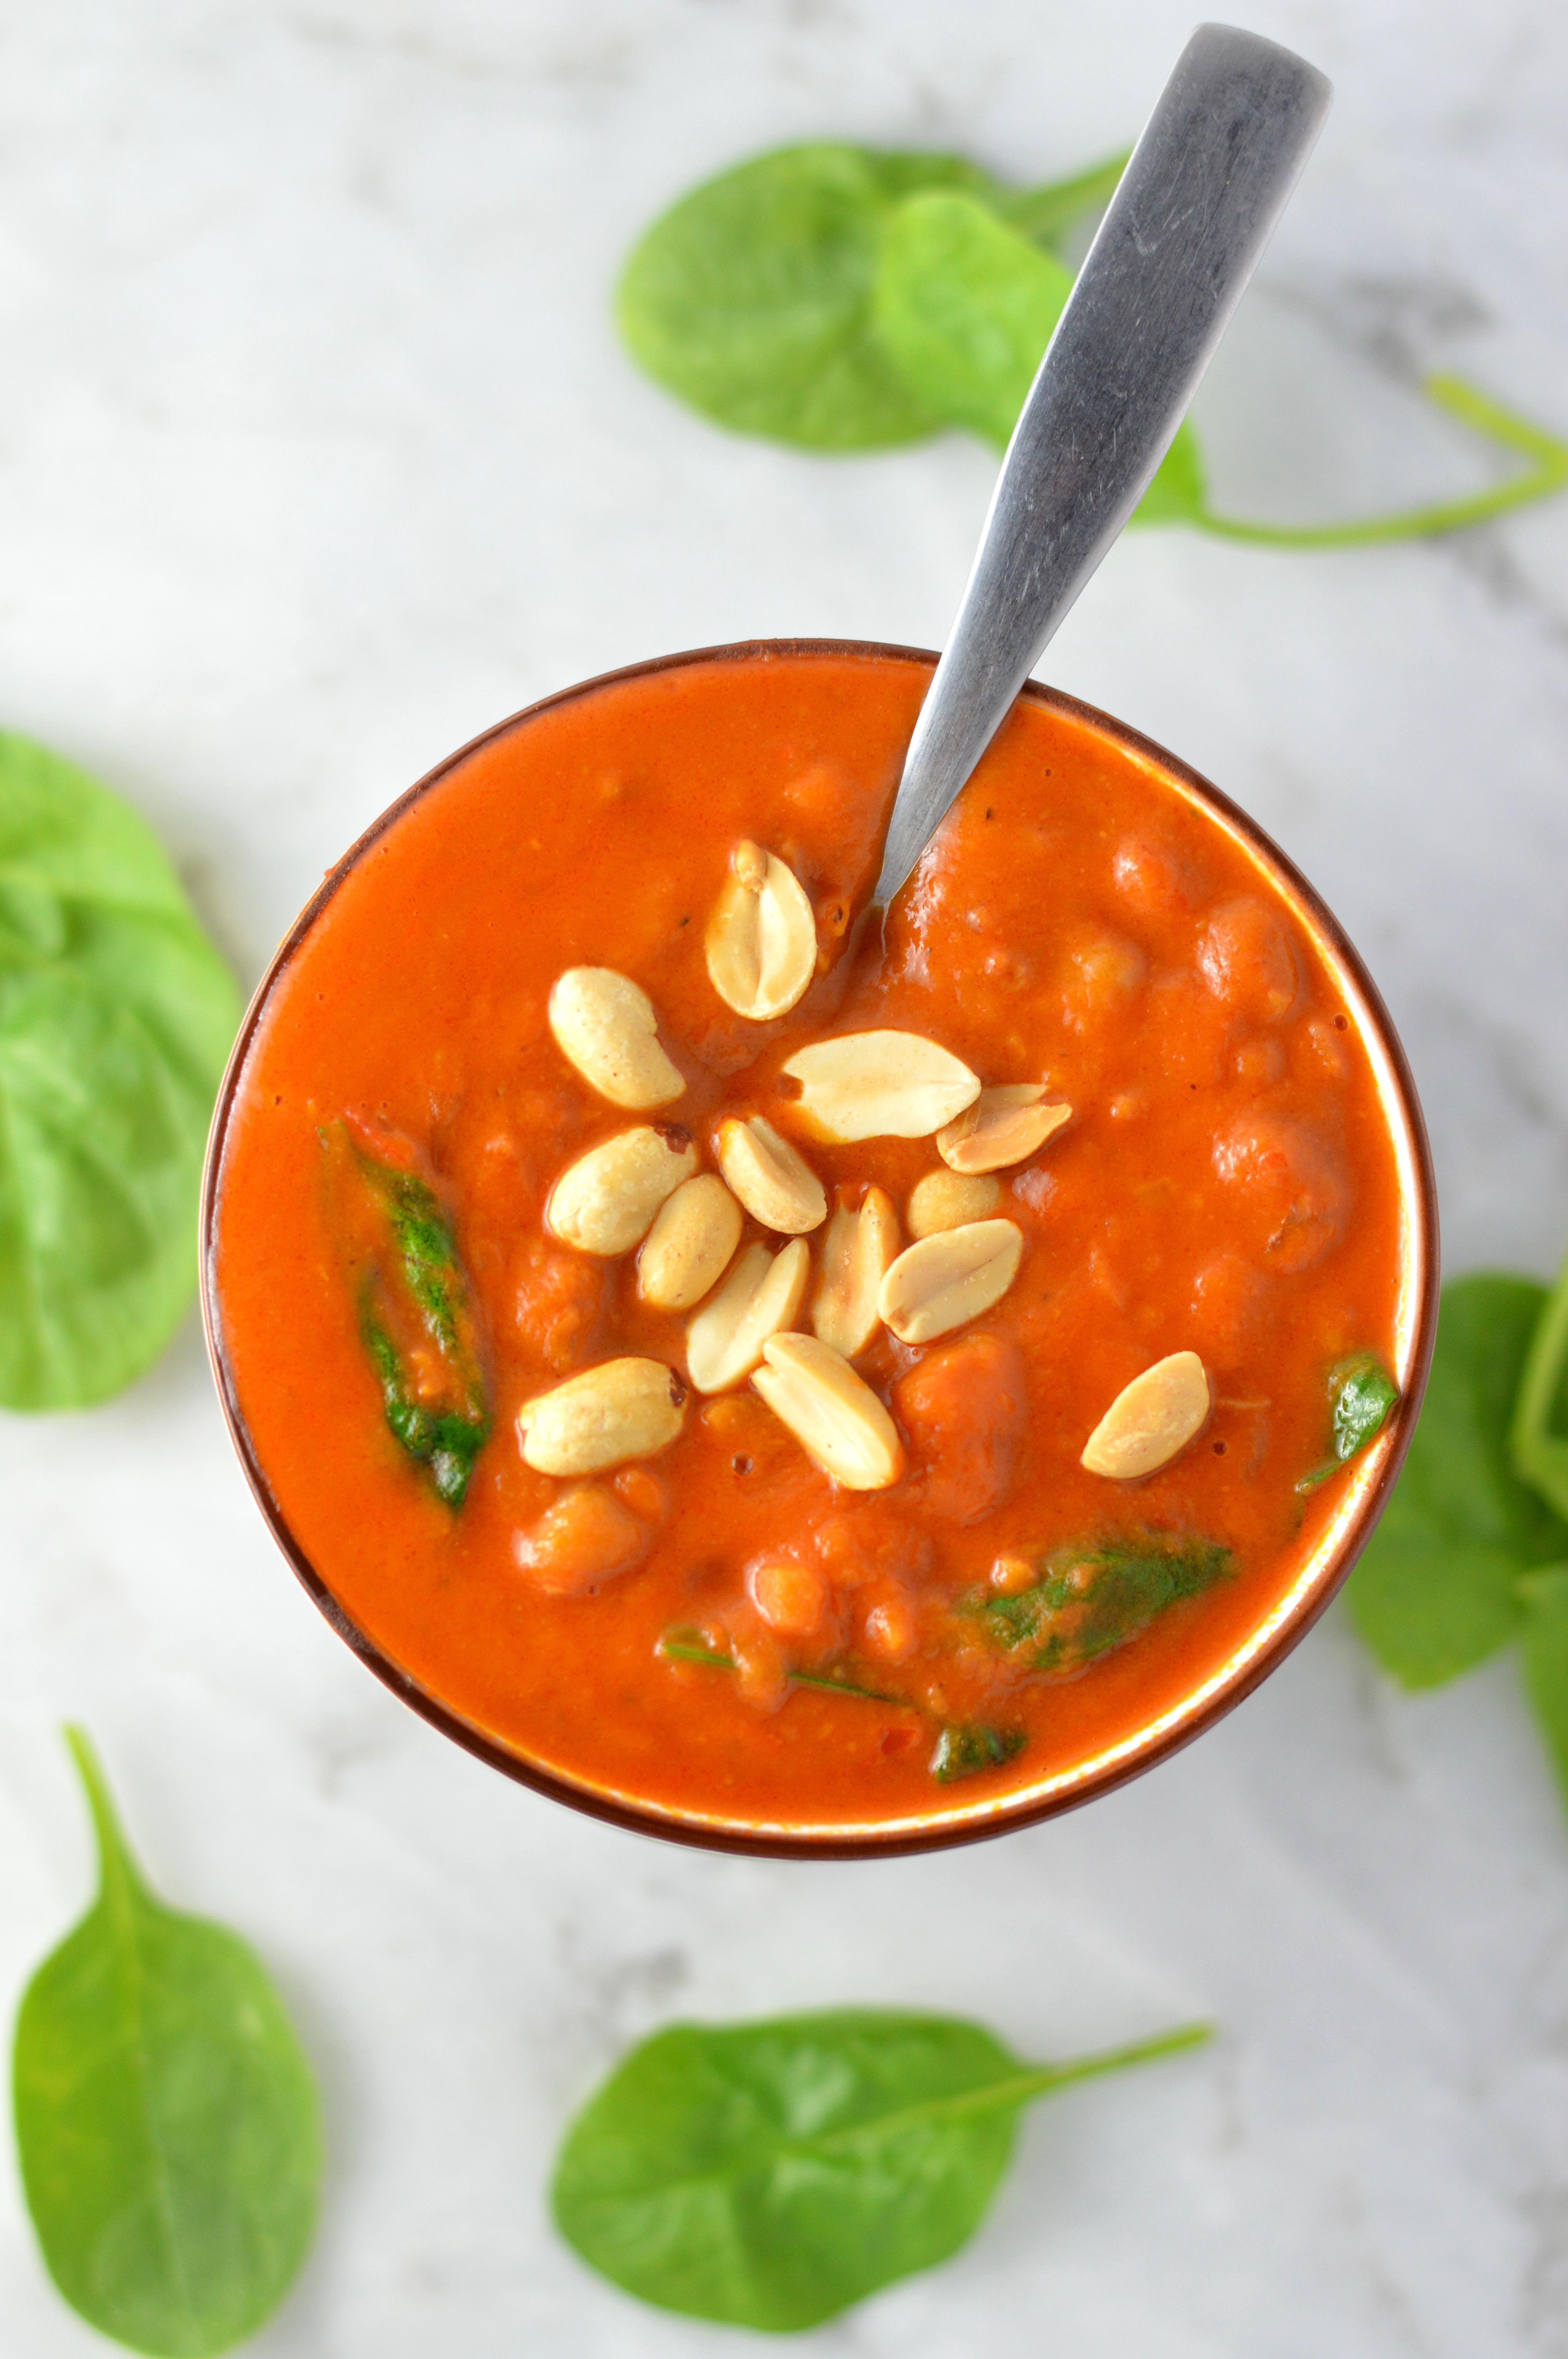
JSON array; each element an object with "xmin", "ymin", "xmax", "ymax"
[{"xmin": 200, "ymin": 636, "xmax": 1440, "ymax": 1860}]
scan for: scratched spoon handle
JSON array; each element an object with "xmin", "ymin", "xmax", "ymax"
[{"xmin": 875, "ymin": 22, "xmax": 1332, "ymax": 904}]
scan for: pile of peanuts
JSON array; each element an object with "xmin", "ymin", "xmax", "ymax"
[{"xmin": 515, "ymin": 840, "xmax": 1213, "ymax": 1501}]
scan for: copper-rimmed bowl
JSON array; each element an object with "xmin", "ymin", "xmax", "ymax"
[{"xmin": 201, "ymin": 640, "xmax": 1438, "ymax": 1858}]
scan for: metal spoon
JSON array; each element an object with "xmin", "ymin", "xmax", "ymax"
[{"xmin": 873, "ymin": 22, "xmax": 1332, "ymax": 906}]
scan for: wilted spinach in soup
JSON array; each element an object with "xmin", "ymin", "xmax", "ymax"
[{"xmin": 209, "ymin": 649, "xmax": 1408, "ymax": 1834}]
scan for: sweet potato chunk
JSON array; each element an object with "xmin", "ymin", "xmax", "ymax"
[
  {"xmin": 748, "ymin": 1555, "xmax": 830, "ymax": 1640},
  {"xmin": 1189, "ymin": 1249, "xmax": 1272, "ymax": 1362},
  {"xmin": 1112, "ymin": 834, "xmax": 1201, "ymax": 918},
  {"xmin": 893, "ymin": 1332, "xmax": 1029, "ymax": 1524},
  {"xmin": 1212, "ymin": 1112, "xmax": 1351, "ymax": 1273},
  {"xmin": 1198, "ymin": 898, "xmax": 1300, "ymax": 1024},
  {"xmin": 515, "ymin": 1237, "xmax": 605, "ymax": 1373},
  {"xmin": 514, "ymin": 1483, "xmax": 650, "ymax": 1596}
]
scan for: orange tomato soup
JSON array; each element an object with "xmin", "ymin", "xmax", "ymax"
[{"xmin": 208, "ymin": 647, "xmax": 1414, "ymax": 1840}]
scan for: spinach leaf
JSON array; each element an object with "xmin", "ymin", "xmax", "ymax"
[
  {"xmin": 1334, "ymin": 1356, "xmax": 1400, "ymax": 1460},
  {"xmin": 872, "ymin": 189, "xmax": 1076, "ymax": 448},
  {"xmin": 335, "ymin": 1131, "xmax": 489, "ymax": 1503},
  {"xmin": 929, "ymin": 1723, "xmax": 1025, "ymax": 1782},
  {"xmin": 1512, "ymin": 1250, "xmax": 1568, "ymax": 1522},
  {"xmin": 552, "ymin": 2006, "xmax": 1208, "ymax": 2330},
  {"xmin": 873, "ymin": 191, "xmax": 1205, "ymax": 523},
  {"xmin": 991, "ymin": 149, "xmax": 1130, "ymax": 245},
  {"xmin": 0, "ymin": 734, "xmax": 240, "ymax": 1407},
  {"xmin": 1297, "ymin": 1353, "xmax": 1401, "ymax": 1493},
  {"xmin": 364, "ymin": 1314, "xmax": 487, "ymax": 1504},
  {"xmin": 976, "ymin": 1532, "xmax": 1231, "ymax": 1673},
  {"xmin": 617, "ymin": 143, "xmax": 1568, "ymax": 543},
  {"xmin": 12, "ymin": 1730, "xmax": 322, "ymax": 2357},
  {"xmin": 615, "ymin": 142, "xmax": 1125, "ymax": 453},
  {"xmin": 1347, "ymin": 1277, "xmax": 1568, "ymax": 1688},
  {"xmin": 617, "ymin": 144, "xmax": 982, "ymax": 450}
]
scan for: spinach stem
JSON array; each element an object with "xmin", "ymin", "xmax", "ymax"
[
  {"xmin": 64, "ymin": 1723, "xmax": 148, "ymax": 1905},
  {"xmin": 657, "ymin": 1637, "xmax": 738, "ymax": 1671},
  {"xmin": 791, "ymin": 1669, "xmax": 908, "ymax": 1705},
  {"xmin": 801, "ymin": 2021, "xmax": 1214, "ymax": 2155},
  {"xmin": 657, "ymin": 1636, "xmax": 907, "ymax": 1707},
  {"xmin": 1196, "ymin": 373, "xmax": 1568, "ymax": 547},
  {"xmin": 1020, "ymin": 2018, "xmax": 1214, "ymax": 2095},
  {"xmin": 998, "ymin": 151, "xmax": 1130, "ymax": 245},
  {"xmin": 1512, "ymin": 1251, "xmax": 1568, "ymax": 1521}
]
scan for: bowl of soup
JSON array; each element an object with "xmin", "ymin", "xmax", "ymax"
[{"xmin": 201, "ymin": 640, "xmax": 1437, "ymax": 1856}]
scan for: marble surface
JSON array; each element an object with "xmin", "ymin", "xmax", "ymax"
[{"xmin": 3, "ymin": 3, "xmax": 1568, "ymax": 2352}]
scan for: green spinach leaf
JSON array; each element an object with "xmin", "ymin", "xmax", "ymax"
[
  {"xmin": 929, "ymin": 1723, "xmax": 1026, "ymax": 1782},
  {"xmin": 617, "ymin": 144, "xmax": 982, "ymax": 451},
  {"xmin": 873, "ymin": 191, "xmax": 1204, "ymax": 522},
  {"xmin": 0, "ymin": 733, "xmax": 240, "ymax": 1408},
  {"xmin": 991, "ymin": 149, "xmax": 1130, "ymax": 245},
  {"xmin": 12, "ymin": 1730, "xmax": 322, "ymax": 2357},
  {"xmin": 1297, "ymin": 1352, "xmax": 1401, "ymax": 1492},
  {"xmin": 351, "ymin": 1143, "xmax": 489, "ymax": 1504},
  {"xmin": 1512, "ymin": 1250, "xmax": 1568, "ymax": 1523},
  {"xmin": 617, "ymin": 144, "xmax": 1568, "ymax": 543},
  {"xmin": 1347, "ymin": 1276, "xmax": 1568, "ymax": 1687},
  {"xmin": 976, "ymin": 1531, "xmax": 1231, "ymax": 1673},
  {"xmin": 552, "ymin": 2006, "xmax": 1208, "ymax": 2330},
  {"xmin": 615, "ymin": 142, "xmax": 1124, "ymax": 452},
  {"xmin": 1334, "ymin": 1356, "xmax": 1400, "ymax": 1461}
]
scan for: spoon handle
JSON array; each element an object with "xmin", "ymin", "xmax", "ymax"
[{"xmin": 874, "ymin": 23, "xmax": 1332, "ymax": 904}]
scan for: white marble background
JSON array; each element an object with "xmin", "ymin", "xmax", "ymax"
[{"xmin": 2, "ymin": 2, "xmax": 1567, "ymax": 2352}]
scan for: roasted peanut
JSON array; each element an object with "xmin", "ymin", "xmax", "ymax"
[
  {"xmin": 1080, "ymin": 1350, "xmax": 1212, "ymax": 1479},
  {"xmin": 782, "ymin": 1030, "xmax": 980, "ymax": 1143},
  {"xmin": 715, "ymin": 1114, "xmax": 826, "ymax": 1233},
  {"xmin": 637, "ymin": 1174, "xmax": 744, "ymax": 1310},
  {"xmin": 518, "ymin": 1356, "xmax": 688, "ymax": 1475},
  {"xmin": 877, "ymin": 1219, "xmax": 1024, "ymax": 1344},
  {"xmin": 752, "ymin": 1333, "xmax": 905, "ymax": 1490},
  {"xmin": 811, "ymin": 1186, "xmax": 899, "ymax": 1357},
  {"xmin": 546, "ymin": 1125, "xmax": 697, "ymax": 1257},
  {"xmin": 705, "ymin": 840, "xmax": 817, "ymax": 1021},
  {"xmin": 548, "ymin": 967, "xmax": 684, "ymax": 1108},
  {"xmin": 686, "ymin": 1238, "xmax": 810, "ymax": 1393},
  {"xmin": 906, "ymin": 1169, "xmax": 1002, "ymax": 1238},
  {"xmin": 936, "ymin": 1084, "xmax": 1072, "ymax": 1174}
]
